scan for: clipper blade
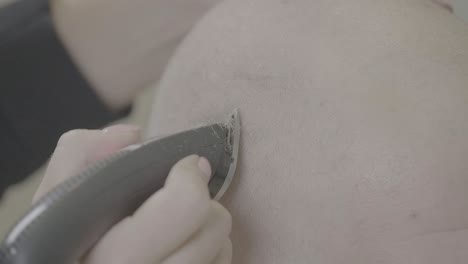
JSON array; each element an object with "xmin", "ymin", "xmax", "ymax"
[{"xmin": 210, "ymin": 109, "xmax": 241, "ymax": 200}]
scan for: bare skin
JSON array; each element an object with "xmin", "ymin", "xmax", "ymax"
[
  {"xmin": 50, "ymin": 0, "xmax": 460, "ymax": 111},
  {"xmin": 146, "ymin": 0, "xmax": 468, "ymax": 263}
]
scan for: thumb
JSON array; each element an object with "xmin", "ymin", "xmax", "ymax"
[
  {"xmin": 32, "ymin": 124, "xmax": 140, "ymax": 203},
  {"xmin": 82, "ymin": 155, "xmax": 214, "ymax": 264}
]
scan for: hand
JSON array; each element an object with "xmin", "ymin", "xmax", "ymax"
[
  {"xmin": 50, "ymin": 0, "xmax": 219, "ymax": 110},
  {"xmin": 33, "ymin": 125, "xmax": 232, "ymax": 264}
]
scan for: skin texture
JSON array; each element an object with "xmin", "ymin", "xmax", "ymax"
[
  {"xmin": 49, "ymin": 0, "xmax": 460, "ymax": 111},
  {"xmin": 33, "ymin": 126, "xmax": 232, "ymax": 264},
  {"xmin": 146, "ymin": 0, "xmax": 468, "ymax": 263}
]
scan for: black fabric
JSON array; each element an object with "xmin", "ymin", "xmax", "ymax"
[{"xmin": 0, "ymin": 0, "xmax": 130, "ymax": 197}]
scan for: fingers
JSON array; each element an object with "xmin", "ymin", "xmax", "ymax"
[
  {"xmin": 211, "ymin": 239, "xmax": 233, "ymax": 264},
  {"xmin": 161, "ymin": 201, "xmax": 232, "ymax": 264},
  {"xmin": 32, "ymin": 124, "xmax": 140, "ymax": 203},
  {"xmin": 83, "ymin": 155, "xmax": 215, "ymax": 264}
]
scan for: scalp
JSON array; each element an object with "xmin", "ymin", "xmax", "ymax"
[{"xmin": 148, "ymin": 0, "xmax": 468, "ymax": 263}]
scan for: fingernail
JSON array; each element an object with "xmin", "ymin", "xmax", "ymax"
[
  {"xmin": 102, "ymin": 124, "xmax": 140, "ymax": 134},
  {"xmin": 198, "ymin": 157, "xmax": 212, "ymax": 181}
]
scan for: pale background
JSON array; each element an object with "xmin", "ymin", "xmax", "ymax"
[{"xmin": 0, "ymin": 0, "xmax": 467, "ymax": 239}]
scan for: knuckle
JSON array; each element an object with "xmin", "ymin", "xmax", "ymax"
[
  {"xmin": 57, "ymin": 129, "xmax": 88, "ymax": 146},
  {"xmin": 211, "ymin": 201, "xmax": 232, "ymax": 233},
  {"xmin": 174, "ymin": 178, "xmax": 210, "ymax": 213},
  {"xmin": 171, "ymin": 162, "xmax": 203, "ymax": 181}
]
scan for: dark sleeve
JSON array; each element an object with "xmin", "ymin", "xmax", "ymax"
[{"xmin": 0, "ymin": 0, "xmax": 130, "ymax": 196}]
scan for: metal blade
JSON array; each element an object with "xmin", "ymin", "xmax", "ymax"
[{"xmin": 212, "ymin": 109, "xmax": 241, "ymax": 200}]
